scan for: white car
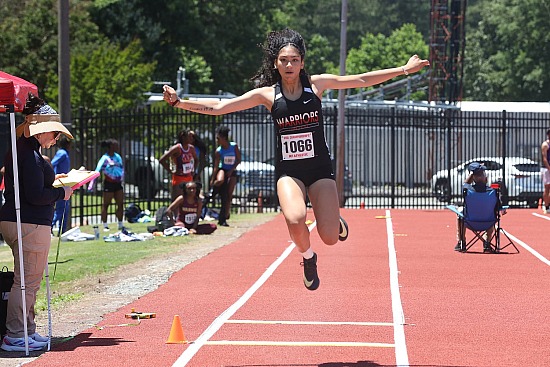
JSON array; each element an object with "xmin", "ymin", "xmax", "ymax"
[
  {"xmin": 431, "ymin": 157, "xmax": 543, "ymax": 207},
  {"xmin": 203, "ymin": 158, "xmax": 276, "ymax": 204},
  {"xmin": 235, "ymin": 160, "xmax": 276, "ymax": 204}
]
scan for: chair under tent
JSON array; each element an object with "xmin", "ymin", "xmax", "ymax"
[{"xmin": 447, "ymin": 186, "xmax": 519, "ymax": 254}]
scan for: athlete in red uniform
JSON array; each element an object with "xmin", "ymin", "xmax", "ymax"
[
  {"xmin": 167, "ymin": 181, "xmax": 217, "ymax": 235},
  {"xmin": 159, "ymin": 130, "xmax": 198, "ymax": 200}
]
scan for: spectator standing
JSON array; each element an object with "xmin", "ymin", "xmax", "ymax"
[
  {"xmin": 0, "ymin": 94, "xmax": 73, "ymax": 351},
  {"xmin": 0, "ymin": 167, "xmax": 3, "ymax": 245},
  {"xmin": 188, "ymin": 130, "xmax": 207, "ymax": 182},
  {"xmin": 159, "ymin": 130, "xmax": 198, "ymax": 201},
  {"xmin": 51, "ymin": 135, "xmax": 72, "ymax": 232},
  {"xmin": 210, "ymin": 126, "xmax": 241, "ymax": 227},
  {"xmin": 88, "ymin": 139, "xmax": 125, "ymax": 231}
]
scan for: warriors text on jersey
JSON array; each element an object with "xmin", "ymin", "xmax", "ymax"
[{"xmin": 271, "ymin": 74, "xmax": 333, "ymax": 181}]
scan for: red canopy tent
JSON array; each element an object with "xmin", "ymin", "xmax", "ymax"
[
  {"xmin": 0, "ymin": 71, "xmax": 44, "ymax": 355},
  {"xmin": 0, "ymin": 71, "xmax": 38, "ymax": 112}
]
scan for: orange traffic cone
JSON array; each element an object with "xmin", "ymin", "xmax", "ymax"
[{"xmin": 166, "ymin": 315, "xmax": 188, "ymax": 344}]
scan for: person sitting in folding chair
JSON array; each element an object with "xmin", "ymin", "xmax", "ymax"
[{"xmin": 454, "ymin": 162, "xmax": 502, "ymax": 253}]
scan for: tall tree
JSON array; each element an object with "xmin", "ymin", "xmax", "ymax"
[
  {"xmin": 178, "ymin": 46, "xmax": 213, "ymax": 94},
  {"xmin": 345, "ymin": 24, "xmax": 429, "ymax": 99},
  {"xmin": 91, "ymin": 0, "xmax": 283, "ymax": 94},
  {"xmin": 280, "ymin": 0, "xmax": 431, "ymax": 69},
  {"xmin": 0, "ymin": 0, "xmax": 102, "ymax": 100},
  {"xmin": 0, "ymin": 0, "xmax": 437, "ymax": 105},
  {"xmin": 47, "ymin": 39, "xmax": 155, "ymax": 110},
  {"xmin": 464, "ymin": 0, "xmax": 550, "ymax": 101}
]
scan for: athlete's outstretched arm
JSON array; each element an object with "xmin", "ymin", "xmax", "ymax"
[
  {"xmin": 311, "ymin": 54, "xmax": 429, "ymax": 95},
  {"xmin": 163, "ymin": 85, "xmax": 272, "ymax": 115}
]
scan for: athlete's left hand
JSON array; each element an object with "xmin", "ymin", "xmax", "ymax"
[
  {"xmin": 163, "ymin": 85, "xmax": 177, "ymax": 105},
  {"xmin": 403, "ymin": 55, "xmax": 430, "ymax": 75}
]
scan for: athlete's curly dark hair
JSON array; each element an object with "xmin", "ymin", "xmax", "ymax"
[{"xmin": 250, "ymin": 28, "xmax": 307, "ymax": 88}]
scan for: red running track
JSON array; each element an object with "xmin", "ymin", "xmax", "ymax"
[{"xmin": 26, "ymin": 208, "xmax": 550, "ymax": 367}]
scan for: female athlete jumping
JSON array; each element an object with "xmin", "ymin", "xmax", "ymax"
[{"xmin": 163, "ymin": 28, "xmax": 429, "ymax": 290}]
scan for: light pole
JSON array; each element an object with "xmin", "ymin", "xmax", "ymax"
[
  {"xmin": 58, "ymin": 0, "xmax": 70, "ymax": 123},
  {"xmin": 336, "ymin": 0, "xmax": 348, "ymax": 207},
  {"xmin": 58, "ymin": 0, "xmax": 72, "ymax": 230}
]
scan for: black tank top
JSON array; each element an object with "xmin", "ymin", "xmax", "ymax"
[{"xmin": 271, "ymin": 74, "xmax": 332, "ymax": 174}]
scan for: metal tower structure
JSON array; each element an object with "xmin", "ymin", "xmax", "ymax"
[{"xmin": 429, "ymin": 0, "xmax": 467, "ymax": 104}]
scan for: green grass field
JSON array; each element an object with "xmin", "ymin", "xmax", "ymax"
[{"xmin": 0, "ymin": 213, "xmax": 270, "ymax": 311}]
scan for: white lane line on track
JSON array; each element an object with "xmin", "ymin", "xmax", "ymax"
[
  {"xmin": 502, "ymin": 229, "xmax": 550, "ymax": 267},
  {"xmin": 226, "ymin": 320, "xmax": 394, "ymax": 326},
  {"xmin": 532, "ymin": 212, "xmax": 550, "ymax": 220},
  {"xmin": 171, "ymin": 222, "xmax": 315, "ymax": 367},
  {"xmin": 204, "ymin": 341, "xmax": 395, "ymax": 347},
  {"xmin": 385, "ymin": 209, "xmax": 410, "ymax": 367}
]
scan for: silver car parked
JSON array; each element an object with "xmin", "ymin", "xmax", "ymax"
[{"xmin": 431, "ymin": 157, "xmax": 543, "ymax": 207}]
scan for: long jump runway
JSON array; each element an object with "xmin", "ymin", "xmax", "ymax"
[{"xmin": 27, "ymin": 209, "xmax": 550, "ymax": 367}]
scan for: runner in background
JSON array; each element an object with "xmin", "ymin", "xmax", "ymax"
[
  {"xmin": 163, "ymin": 28, "xmax": 429, "ymax": 290},
  {"xmin": 159, "ymin": 129, "xmax": 198, "ymax": 201},
  {"xmin": 209, "ymin": 126, "xmax": 240, "ymax": 227},
  {"xmin": 51, "ymin": 135, "xmax": 72, "ymax": 233},
  {"xmin": 88, "ymin": 139, "xmax": 125, "ymax": 231}
]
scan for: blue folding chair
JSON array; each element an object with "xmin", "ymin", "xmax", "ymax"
[{"xmin": 448, "ymin": 187, "xmax": 518, "ymax": 253}]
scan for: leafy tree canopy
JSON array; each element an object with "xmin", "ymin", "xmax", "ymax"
[
  {"xmin": 345, "ymin": 24, "xmax": 429, "ymax": 98},
  {"xmin": 464, "ymin": 0, "xmax": 550, "ymax": 101},
  {"xmin": 178, "ymin": 46, "xmax": 213, "ymax": 94},
  {"xmin": 0, "ymin": 0, "xmax": 102, "ymax": 100},
  {"xmin": 47, "ymin": 39, "xmax": 155, "ymax": 110},
  {"xmin": 17, "ymin": 0, "xmax": 550, "ymax": 105}
]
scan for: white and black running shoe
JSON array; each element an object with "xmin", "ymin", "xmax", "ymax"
[
  {"xmin": 301, "ymin": 253, "xmax": 320, "ymax": 291},
  {"xmin": 338, "ymin": 216, "xmax": 348, "ymax": 241}
]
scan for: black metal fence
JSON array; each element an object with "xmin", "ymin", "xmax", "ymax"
[
  {"xmin": 2, "ymin": 102, "xmax": 549, "ymax": 226},
  {"xmin": 339, "ymin": 106, "xmax": 548, "ymax": 209}
]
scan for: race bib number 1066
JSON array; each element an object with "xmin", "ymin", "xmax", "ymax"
[{"xmin": 281, "ymin": 132, "xmax": 315, "ymax": 160}]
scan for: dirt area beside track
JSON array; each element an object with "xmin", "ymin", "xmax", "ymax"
[{"xmin": 0, "ymin": 213, "xmax": 277, "ymax": 367}]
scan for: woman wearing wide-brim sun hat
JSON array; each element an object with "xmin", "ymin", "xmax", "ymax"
[
  {"xmin": 0, "ymin": 93, "xmax": 74, "ymax": 352},
  {"xmin": 15, "ymin": 104, "xmax": 73, "ymax": 143}
]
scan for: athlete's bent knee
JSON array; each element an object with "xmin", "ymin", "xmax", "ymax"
[{"xmin": 318, "ymin": 231, "xmax": 338, "ymax": 246}]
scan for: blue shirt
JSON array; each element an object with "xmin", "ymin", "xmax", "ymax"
[
  {"xmin": 217, "ymin": 142, "xmax": 237, "ymax": 170},
  {"xmin": 94, "ymin": 152, "xmax": 124, "ymax": 183},
  {"xmin": 51, "ymin": 148, "xmax": 70, "ymax": 174}
]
